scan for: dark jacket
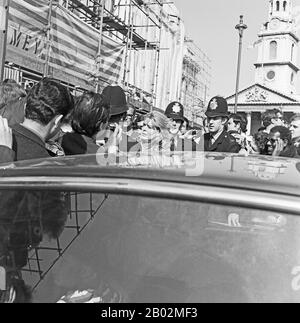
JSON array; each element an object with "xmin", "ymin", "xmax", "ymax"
[
  {"xmin": 0, "ymin": 146, "xmax": 15, "ymax": 163},
  {"xmin": 12, "ymin": 124, "xmax": 50, "ymax": 161},
  {"xmin": 204, "ymin": 130, "xmax": 240, "ymax": 153},
  {"xmin": 61, "ymin": 133, "xmax": 100, "ymax": 156},
  {"xmin": 279, "ymin": 145, "xmax": 299, "ymax": 158}
]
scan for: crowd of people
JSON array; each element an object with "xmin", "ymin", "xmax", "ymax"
[
  {"xmin": 0, "ymin": 77, "xmax": 300, "ymax": 164},
  {"xmin": 1, "ymin": 77, "xmax": 300, "ymax": 302}
]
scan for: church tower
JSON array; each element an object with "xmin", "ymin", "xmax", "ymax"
[{"xmin": 254, "ymin": 0, "xmax": 299, "ymax": 95}]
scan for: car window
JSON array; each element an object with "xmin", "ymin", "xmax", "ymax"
[{"xmin": 1, "ymin": 189, "xmax": 300, "ymax": 303}]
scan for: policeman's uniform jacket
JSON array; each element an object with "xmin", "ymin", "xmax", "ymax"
[
  {"xmin": 204, "ymin": 130, "xmax": 240, "ymax": 153},
  {"xmin": 204, "ymin": 96, "xmax": 240, "ymax": 153}
]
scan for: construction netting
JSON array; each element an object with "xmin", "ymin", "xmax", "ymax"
[{"xmin": 7, "ymin": 0, "xmax": 125, "ymax": 89}]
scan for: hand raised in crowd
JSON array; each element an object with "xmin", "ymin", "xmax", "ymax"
[
  {"xmin": 272, "ymin": 138, "xmax": 285, "ymax": 157},
  {"xmin": 0, "ymin": 117, "xmax": 12, "ymax": 149},
  {"xmin": 184, "ymin": 129, "xmax": 196, "ymax": 140},
  {"xmin": 231, "ymin": 133, "xmax": 244, "ymax": 146},
  {"xmin": 108, "ymin": 123, "xmax": 123, "ymax": 154}
]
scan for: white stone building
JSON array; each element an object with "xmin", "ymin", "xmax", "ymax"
[
  {"xmin": 181, "ymin": 38, "xmax": 211, "ymax": 126},
  {"xmin": 227, "ymin": 0, "xmax": 300, "ymax": 134}
]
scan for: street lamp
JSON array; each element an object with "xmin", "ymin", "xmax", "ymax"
[{"xmin": 234, "ymin": 15, "xmax": 247, "ymax": 114}]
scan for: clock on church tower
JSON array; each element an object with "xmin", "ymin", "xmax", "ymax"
[{"xmin": 254, "ymin": 0, "xmax": 299, "ymax": 95}]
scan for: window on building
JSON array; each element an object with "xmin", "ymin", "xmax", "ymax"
[
  {"xmin": 283, "ymin": 1, "xmax": 287, "ymax": 11},
  {"xmin": 270, "ymin": 41, "xmax": 278, "ymax": 60},
  {"xmin": 276, "ymin": 1, "xmax": 280, "ymax": 11},
  {"xmin": 291, "ymin": 44, "xmax": 295, "ymax": 61},
  {"xmin": 291, "ymin": 73, "xmax": 295, "ymax": 85}
]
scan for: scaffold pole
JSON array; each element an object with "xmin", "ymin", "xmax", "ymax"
[
  {"xmin": 43, "ymin": 0, "xmax": 54, "ymax": 77},
  {"xmin": 152, "ymin": 2, "xmax": 163, "ymax": 111},
  {"xmin": 0, "ymin": 0, "xmax": 10, "ymax": 82},
  {"xmin": 123, "ymin": 0, "xmax": 134, "ymax": 88},
  {"xmin": 96, "ymin": 0, "xmax": 105, "ymax": 93}
]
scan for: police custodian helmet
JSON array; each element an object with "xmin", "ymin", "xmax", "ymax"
[
  {"xmin": 205, "ymin": 96, "xmax": 229, "ymax": 118},
  {"xmin": 165, "ymin": 101, "xmax": 185, "ymax": 122}
]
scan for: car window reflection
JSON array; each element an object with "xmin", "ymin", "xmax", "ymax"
[
  {"xmin": 0, "ymin": 192, "xmax": 291, "ymax": 303},
  {"xmin": 0, "ymin": 190, "xmax": 69, "ymax": 303},
  {"xmin": 0, "ymin": 190, "xmax": 298, "ymax": 303}
]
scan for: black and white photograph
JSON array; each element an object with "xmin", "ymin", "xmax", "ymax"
[{"xmin": 1, "ymin": 0, "xmax": 300, "ymax": 305}]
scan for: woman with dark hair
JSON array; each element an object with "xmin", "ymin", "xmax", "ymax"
[{"xmin": 61, "ymin": 92, "xmax": 110, "ymax": 155}]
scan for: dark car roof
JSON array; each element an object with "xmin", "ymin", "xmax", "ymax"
[{"xmin": 0, "ymin": 152, "xmax": 299, "ymax": 198}]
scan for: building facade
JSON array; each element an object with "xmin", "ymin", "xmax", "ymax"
[
  {"xmin": 227, "ymin": 0, "xmax": 300, "ymax": 134},
  {"xmin": 181, "ymin": 38, "xmax": 211, "ymax": 126},
  {"xmin": 255, "ymin": 0, "xmax": 299, "ymax": 95},
  {"xmin": 3, "ymin": 0, "xmax": 210, "ymax": 120}
]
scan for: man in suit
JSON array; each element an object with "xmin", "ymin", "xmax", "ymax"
[
  {"xmin": 11, "ymin": 78, "xmax": 74, "ymax": 161},
  {"xmin": 204, "ymin": 96, "xmax": 240, "ymax": 153}
]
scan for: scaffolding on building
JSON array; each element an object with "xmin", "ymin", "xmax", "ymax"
[
  {"xmin": 3, "ymin": 0, "xmax": 202, "ymax": 113},
  {"xmin": 59, "ymin": 0, "xmax": 171, "ymax": 110},
  {"xmin": 181, "ymin": 38, "xmax": 212, "ymax": 126},
  {"xmin": 2, "ymin": 0, "xmax": 178, "ymax": 112}
]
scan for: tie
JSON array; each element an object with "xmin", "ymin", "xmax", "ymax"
[
  {"xmin": 209, "ymin": 136, "xmax": 214, "ymax": 148},
  {"xmin": 170, "ymin": 137, "xmax": 175, "ymax": 152}
]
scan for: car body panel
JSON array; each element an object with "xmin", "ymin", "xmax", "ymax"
[
  {"xmin": 0, "ymin": 152, "xmax": 300, "ymax": 303},
  {"xmin": 0, "ymin": 153, "xmax": 299, "ymax": 197}
]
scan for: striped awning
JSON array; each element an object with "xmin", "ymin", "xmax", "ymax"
[{"xmin": 7, "ymin": 0, "xmax": 124, "ymax": 89}]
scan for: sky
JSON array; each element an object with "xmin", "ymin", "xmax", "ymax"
[{"xmin": 173, "ymin": 0, "xmax": 300, "ymax": 98}]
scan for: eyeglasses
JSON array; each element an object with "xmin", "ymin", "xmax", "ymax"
[{"xmin": 268, "ymin": 138, "xmax": 277, "ymax": 144}]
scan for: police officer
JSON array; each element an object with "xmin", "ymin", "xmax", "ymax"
[
  {"xmin": 165, "ymin": 101, "xmax": 185, "ymax": 136},
  {"xmin": 165, "ymin": 101, "xmax": 201, "ymax": 152},
  {"xmin": 204, "ymin": 96, "xmax": 240, "ymax": 153},
  {"xmin": 101, "ymin": 85, "xmax": 138, "ymax": 153},
  {"xmin": 165, "ymin": 101, "xmax": 184, "ymax": 151}
]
